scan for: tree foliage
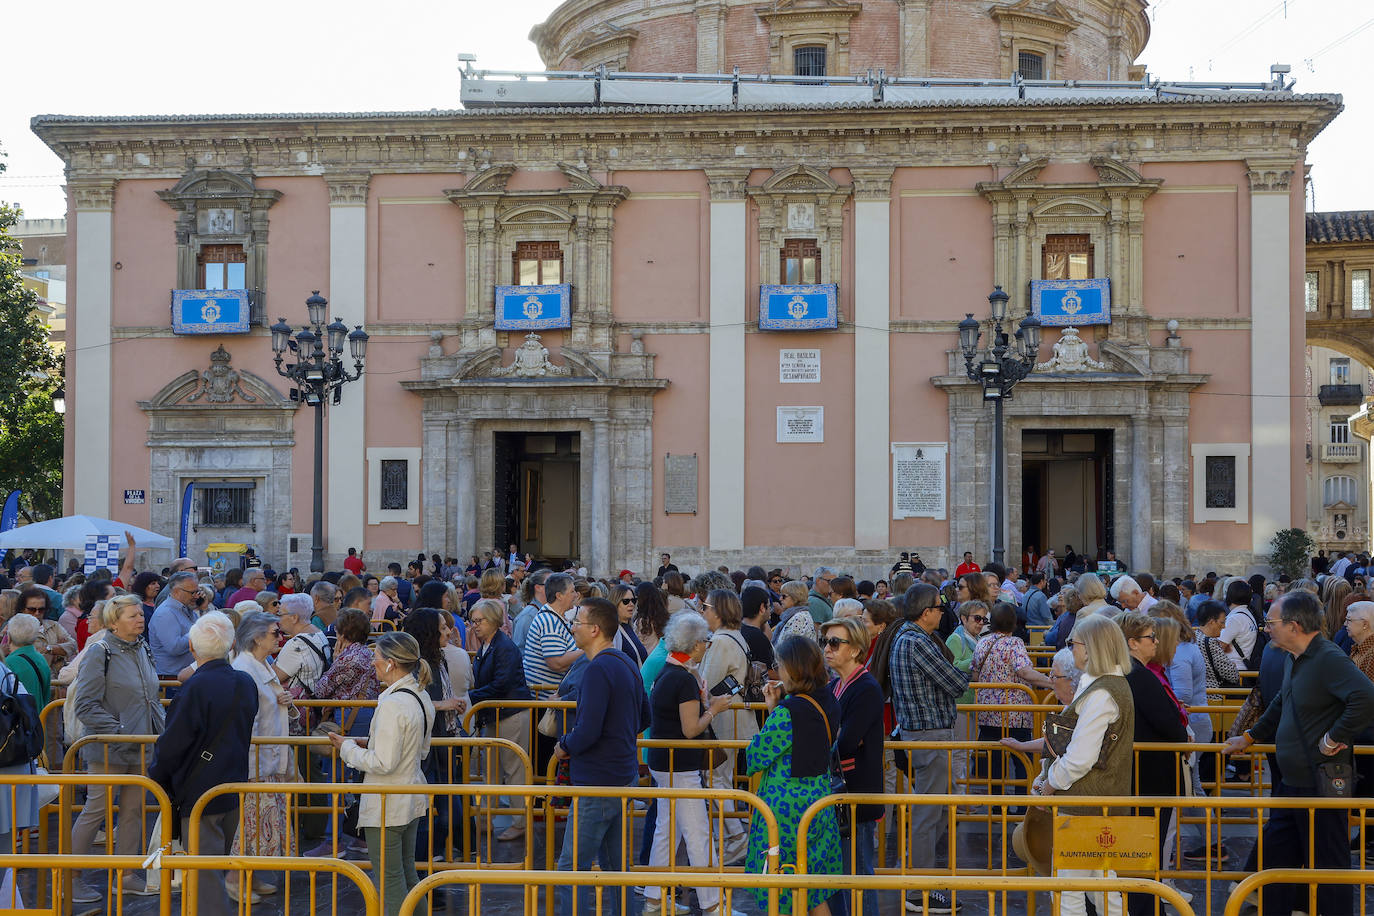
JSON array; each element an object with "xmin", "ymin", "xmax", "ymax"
[
  {"xmin": 1269, "ymin": 527, "xmax": 1317, "ymax": 580},
  {"xmin": 0, "ymin": 144, "xmax": 64, "ymax": 521}
]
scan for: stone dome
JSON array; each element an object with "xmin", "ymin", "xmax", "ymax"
[{"xmin": 530, "ymin": 0, "xmax": 1150, "ymax": 82}]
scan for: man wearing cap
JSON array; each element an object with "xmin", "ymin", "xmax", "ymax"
[{"xmin": 618, "ymin": 569, "xmax": 635, "ymax": 584}]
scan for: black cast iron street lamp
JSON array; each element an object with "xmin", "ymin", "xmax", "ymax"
[
  {"xmin": 958, "ymin": 286, "xmax": 1042, "ymax": 567},
  {"xmin": 270, "ymin": 291, "xmax": 368, "ymax": 573}
]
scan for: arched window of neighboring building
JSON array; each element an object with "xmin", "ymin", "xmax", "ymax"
[
  {"xmin": 1324, "ymin": 475, "xmax": 1358, "ymax": 508},
  {"xmin": 793, "ymin": 46, "xmax": 827, "ymax": 78},
  {"xmin": 1017, "ymin": 51, "xmax": 1045, "ymax": 81},
  {"xmin": 780, "ymin": 238, "xmax": 821, "ymax": 284},
  {"xmin": 513, "ymin": 240, "xmax": 563, "ymax": 286}
]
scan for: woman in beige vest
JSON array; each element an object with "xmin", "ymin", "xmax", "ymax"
[{"xmin": 1029, "ymin": 613, "xmax": 1135, "ymax": 916}]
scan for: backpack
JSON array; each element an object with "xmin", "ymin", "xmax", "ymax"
[
  {"xmin": 1246, "ymin": 626, "xmax": 1269, "ymax": 671},
  {"xmin": 0, "ymin": 670, "xmax": 44, "ymax": 768},
  {"xmin": 722, "ymin": 631, "xmax": 767, "ymax": 703}
]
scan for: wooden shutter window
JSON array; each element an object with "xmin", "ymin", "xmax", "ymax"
[
  {"xmin": 780, "ymin": 238, "xmax": 821, "ymax": 285},
  {"xmin": 1042, "ymin": 234, "xmax": 1094, "ymax": 280},
  {"xmin": 197, "ymin": 244, "xmax": 247, "ymax": 289},
  {"xmin": 513, "ymin": 240, "xmax": 563, "ymax": 286}
]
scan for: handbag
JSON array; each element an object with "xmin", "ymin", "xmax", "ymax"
[
  {"xmin": 701, "ymin": 724, "xmax": 727, "ymax": 772},
  {"xmin": 1226, "ymin": 685, "xmax": 1264, "ymax": 739},
  {"xmin": 1042, "ymin": 691, "xmax": 1126, "ymax": 769},
  {"xmin": 797, "ymin": 693, "xmax": 850, "ymax": 836},
  {"xmin": 1303, "ymin": 738, "xmax": 1355, "ymax": 798}
]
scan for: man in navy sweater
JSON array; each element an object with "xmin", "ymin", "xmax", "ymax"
[{"xmin": 553, "ymin": 596, "xmax": 651, "ymax": 916}]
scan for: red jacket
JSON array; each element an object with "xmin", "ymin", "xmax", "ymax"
[{"xmin": 955, "ymin": 561, "xmax": 981, "ymax": 578}]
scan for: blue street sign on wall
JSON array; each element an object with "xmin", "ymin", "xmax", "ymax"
[
  {"xmin": 1031, "ymin": 278, "xmax": 1111, "ymax": 326},
  {"xmin": 495, "ymin": 284, "xmax": 572, "ymax": 330},
  {"xmin": 758, "ymin": 284, "xmax": 838, "ymax": 331},
  {"xmin": 172, "ymin": 289, "xmax": 251, "ymax": 334}
]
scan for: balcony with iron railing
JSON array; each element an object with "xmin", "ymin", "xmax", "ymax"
[
  {"xmin": 1319, "ymin": 383, "xmax": 1364, "ymax": 406},
  {"xmin": 1321, "ymin": 442, "xmax": 1362, "ymax": 464}
]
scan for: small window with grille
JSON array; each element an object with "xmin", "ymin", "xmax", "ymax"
[
  {"xmin": 196, "ymin": 484, "xmax": 254, "ymax": 528},
  {"xmin": 1305, "ymin": 271, "xmax": 1320, "ymax": 312},
  {"xmin": 513, "ymin": 241, "xmax": 563, "ymax": 286},
  {"xmin": 198, "ymin": 244, "xmax": 247, "ymax": 290},
  {"xmin": 1042, "ymin": 234, "xmax": 1094, "ymax": 280},
  {"xmin": 1353, "ymin": 269, "xmax": 1371, "ymax": 312},
  {"xmin": 1017, "ymin": 51, "xmax": 1045, "ymax": 80},
  {"xmin": 780, "ymin": 238, "xmax": 821, "ymax": 285},
  {"xmin": 793, "ymin": 46, "xmax": 827, "ymax": 78},
  {"xmin": 380, "ymin": 459, "xmax": 409, "ymax": 511},
  {"xmin": 1204, "ymin": 456, "xmax": 1236, "ymax": 509}
]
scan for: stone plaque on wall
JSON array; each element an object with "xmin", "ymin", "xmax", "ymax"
[
  {"xmin": 664, "ymin": 453, "xmax": 698, "ymax": 514},
  {"xmin": 780, "ymin": 348, "xmax": 821, "ymax": 383},
  {"xmin": 891, "ymin": 442, "xmax": 947, "ymax": 520},
  {"xmin": 777, "ymin": 407, "xmax": 824, "ymax": 443}
]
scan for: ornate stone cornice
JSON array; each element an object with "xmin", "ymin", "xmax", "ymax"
[
  {"xmin": 989, "ymin": 0, "xmax": 1079, "ymax": 38},
  {"xmin": 34, "ymin": 99, "xmax": 1341, "ymax": 183},
  {"xmin": 755, "ymin": 0, "xmax": 862, "ymax": 30},
  {"xmin": 704, "ymin": 167, "xmax": 751, "ymax": 200},
  {"xmin": 848, "ymin": 166, "xmax": 895, "ymax": 199},
  {"xmin": 67, "ymin": 179, "xmax": 117, "ymax": 211},
  {"xmin": 1245, "ymin": 158, "xmax": 1296, "ymax": 193},
  {"xmin": 325, "ymin": 171, "xmax": 371, "ymax": 205}
]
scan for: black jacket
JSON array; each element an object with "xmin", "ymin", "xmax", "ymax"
[
  {"xmin": 148, "ymin": 658, "xmax": 257, "ymax": 819},
  {"xmin": 1124, "ymin": 659, "xmax": 1189, "ymax": 796},
  {"xmin": 1249, "ymin": 633, "xmax": 1374, "ymax": 788},
  {"xmin": 832, "ymin": 670, "xmax": 885, "ymax": 823},
  {"xmin": 470, "ymin": 630, "xmax": 533, "ymax": 725}
]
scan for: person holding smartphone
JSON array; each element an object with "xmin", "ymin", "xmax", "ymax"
[{"xmin": 697, "ymin": 589, "xmax": 758, "ymax": 864}]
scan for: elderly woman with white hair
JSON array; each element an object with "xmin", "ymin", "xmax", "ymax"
[
  {"xmin": 372, "ymin": 576, "xmax": 403, "ymax": 623},
  {"xmin": 226, "ymin": 611, "xmax": 298, "ymax": 903},
  {"xmin": 643, "ymin": 610, "xmax": 736, "ymax": 916},
  {"xmin": 276, "ymin": 593, "xmax": 332, "ymax": 703},
  {"xmin": 148, "ymin": 612, "xmax": 259, "ymax": 916}
]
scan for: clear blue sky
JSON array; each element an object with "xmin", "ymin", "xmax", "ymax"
[{"xmin": 2, "ymin": 0, "xmax": 1369, "ymax": 218}]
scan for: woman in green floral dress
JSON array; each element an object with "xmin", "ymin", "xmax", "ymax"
[{"xmin": 744, "ymin": 635, "xmax": 842, "ymax": 915}]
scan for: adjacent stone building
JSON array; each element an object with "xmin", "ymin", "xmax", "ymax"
[{"xmin": 32, "ymin": 0, "xmax": 1338, "ymax": 576}]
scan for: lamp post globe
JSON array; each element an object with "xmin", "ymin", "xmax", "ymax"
[
  {"xmin": 272, "ymin": 291, "xmax": 367, "ymax": 573},
  {"xmin": 960, "ymin": 287, "xmax": 1039, "ymax": 566}
]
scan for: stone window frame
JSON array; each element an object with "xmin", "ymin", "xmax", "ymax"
[
  {"xmin": 1351, "ymin": 267, "xmax": 1373, "ymax": 312},
  {"xmin": 746, "ymin": 164, "xmax": 852, "ymax": 320},
  {"xmin": 756, "ymin": 1, "xmax": 861, "ymax": 78},
  {"xmin": 367, "ymin": 447, "xmax": 421, "ymax": 525},
  {"xmin": 1190, "ymin": 443, "xmax": 1250, "ymax": 524},
  {"xmin": 990, "ymin": 1, "xmax": 1078, "ymax": 81},
  {"xmin": 1306, "ymin": 270, "xmax": 1321, "ymax": 312},
  {"xmin": 445, "ymin": 163, "xmax": 628, "ymax": 353},
  {"xmin": 156, "ymin": 167, "xmax": 281, "ymax": 325},
  {"xmin": 977, "ymin": 158, "xmax": 1162, "ymax": 340}
]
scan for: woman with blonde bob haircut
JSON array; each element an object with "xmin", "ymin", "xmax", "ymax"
[
  {"xmin": 1023, "ymin": 612, "xmax": 1134, "ymax": 916},
  {"xmin": 327, "ymin": 632, "xmax": 435, "ymax": 916}
]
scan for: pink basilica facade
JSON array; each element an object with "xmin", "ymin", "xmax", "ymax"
[{"xmin": 34, "ymin": 1, "xmax": 1338, "ymax": 578}]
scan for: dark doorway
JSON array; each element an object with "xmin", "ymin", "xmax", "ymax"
[
  {"xmin": 493, "ymin": 432, "xmax": 581, "ymax": 568},
  {"xmin": 1021, "ymin": 430, "xmax": 1113, "ymax": 563}
]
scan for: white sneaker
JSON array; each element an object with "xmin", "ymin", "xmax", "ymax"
[
  {"xmin": 721, "ymin": 832, "xmax": 748, "ymax": 864},
  {"xmin": 1162, "ymin": 879, "xmax": 1193, "ymax": 904},
  {"xmin": 641, "ymin": 897, "xmax": 691, "ymax": 916}
]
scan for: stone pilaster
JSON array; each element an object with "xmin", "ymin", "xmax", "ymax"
[{"xmin": 591, "ymin": 416, "xmax": 612, "ymax": 577}]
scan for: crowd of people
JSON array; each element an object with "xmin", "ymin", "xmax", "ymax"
[{"xmin": 1, "ymin": 543, "xmax": 1373, "ymax": 915}]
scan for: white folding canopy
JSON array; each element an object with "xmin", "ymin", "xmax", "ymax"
[{"xmin": 0, "ymin": 515, "xmax": 174, "ymax": 550}]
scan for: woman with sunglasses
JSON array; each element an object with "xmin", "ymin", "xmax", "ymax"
[
  {"xmin": 946, "ymin": 599, "xmax": 989, "ymax": 798},
  {"xmin": 642, "ymin": 611, "xmax": 738, "ymax": 916},
  {"xmin": 610, "ymin": 583, "xmax": 649, "ymax": 664},
  {"xmin": 819, "ymin": 617, "xmax": 883, "ymax": 916},
  {"xmin": 227, "ymin": 611, "xmax": 299, "ymax": 902},
  {"xmin": 1117, "ymin": 611, "xmax": 1189, "ymax": 916}
]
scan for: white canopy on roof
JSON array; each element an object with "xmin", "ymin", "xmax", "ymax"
[{"xmin": 0, "ymin": 515, "xmax": 174, "ymax": 550}]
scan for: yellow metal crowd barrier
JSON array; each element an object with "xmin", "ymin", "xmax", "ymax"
[
  {"xmin": 395, "ymin": 868, "xmax": 1196, "ymax": 916},
  {"xmin": 1223, "ymin": 868, "xmax": 1374, "ymax": 916}
]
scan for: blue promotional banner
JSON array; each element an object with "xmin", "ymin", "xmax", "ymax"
[
  {"xmin": 1031, "ymin": 278, "xmax": 1111, "ymax": 327},
  {"xmin": 172, "ymin": 289, "xmax": 251, "ymax": 334},
  {"xmin": 0, "ymin": 490, "xmax": 19, "ymax": 565},
  {"xmin": 758, "ymin": 284, "xmax": 838, "ymax": 331},
  {"xmin": 494, "ymin": 284, "xmax": 572, "ymax": 330},
  {"xmin": 177, "ymin": 481, "xmax": 195, "ymax": 559}
]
